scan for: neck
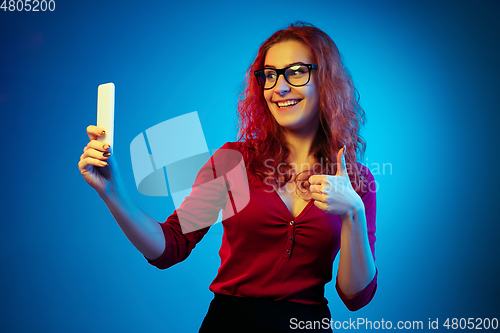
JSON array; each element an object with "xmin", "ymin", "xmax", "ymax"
[{"xmin": 283, "ymin": 118, "xmax": 320, "ymax": 165}]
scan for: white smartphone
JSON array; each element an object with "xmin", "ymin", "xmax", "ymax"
[{"xmin": 97, "ymin": 82, "xmax": 115, "ymax": 147}]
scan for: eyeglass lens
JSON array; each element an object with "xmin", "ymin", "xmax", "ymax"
[{"xmin": 258, "ymin": 65, "xmax": 311, "ymax": 89}]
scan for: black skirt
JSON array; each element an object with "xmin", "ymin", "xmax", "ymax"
[{"xmin": 199, "ymin": 293, "xmax": 333, "ymax": 333}]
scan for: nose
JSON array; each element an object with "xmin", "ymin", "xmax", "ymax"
[{"xmin": 273, "ymin": 74, "xmax": 290, "ymax": 96}]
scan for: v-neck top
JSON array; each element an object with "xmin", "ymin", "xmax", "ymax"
[{"xmin": 147, "ymin": 142, "xmax": 377, "ymax": 310}]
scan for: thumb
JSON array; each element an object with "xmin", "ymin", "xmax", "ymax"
[{"xmin": 336, "ymin": 145, "xmax": 347, "ymax": 177}]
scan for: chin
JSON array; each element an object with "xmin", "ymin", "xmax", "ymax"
[{"xmin": 271, "ymin": 108, "xmax": 317, "ymax": 132}]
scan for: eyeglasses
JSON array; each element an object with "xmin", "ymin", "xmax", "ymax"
[{"xmin": 254, "ymin": 64, "xmax": 318, "ymax": 90}]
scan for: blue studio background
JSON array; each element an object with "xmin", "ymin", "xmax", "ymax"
[{"xmin": 1, "ymin": 0, "xmax": 499, "ymax": 332}]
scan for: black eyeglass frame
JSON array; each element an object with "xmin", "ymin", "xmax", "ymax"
[{"xmin": 254, "ymin": 64, "xmax": 318, "ymax": 90}]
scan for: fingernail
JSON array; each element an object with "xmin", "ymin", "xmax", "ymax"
[
  {"xmin": 101, "ymin": 130, "xmax": 106, "ymax": 135},
  {"xmin": 103, "ymin": 144, "xmax": 110, "ymax": 150},
  {"xmin": 103, "ymin": 152, "xmax": 111, "ymax": 157}
]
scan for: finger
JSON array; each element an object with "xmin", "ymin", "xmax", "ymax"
[
  {"xmin": 87, "ymin": 125, "xmax": 106, "ymax": 141},
  {"xmin": 81, "ymin": 147, "xmax": 112, "ymax": 161},
  {"xmin": 311, "ymin": 192, "xmax": 326, "ymax": 202},
  {"xmin": 313, "ymin": 200, "xmax": 328, "ymax": 212},
  {"xmin": 308, "ymin": 174, "xmax": 326, "ymax": 185},
  {"xmin": 86, "ymin": 140, "xmax": 111, "ymax": 153},
  {"xmin": 309, "ymin": 184, "xmax": 323, "ymax": 194},
  {"xmin": 78, "ymin": 156, "xmax": 108, "ymax": 171},
  {"xmin": 336, "ymin": 145, "xmax": 347, "ymax": 177}
]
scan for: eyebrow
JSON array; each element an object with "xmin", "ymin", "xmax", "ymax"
[{"xmin": 263, "ymin": 61, "xmax": 306, "ymax": 69}]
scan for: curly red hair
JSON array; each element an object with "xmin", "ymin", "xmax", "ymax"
[{"xmin": 237, "ymin": 22, "xmax": 367, "ymax": 193}]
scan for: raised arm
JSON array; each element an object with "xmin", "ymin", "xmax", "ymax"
[
  {"xmin": 78, "ymin": 125, "xmax": 165, "ymax": 260},
  {"xmin": 309, "ymin": 147, "xmax": 377, "ymax": 310}
]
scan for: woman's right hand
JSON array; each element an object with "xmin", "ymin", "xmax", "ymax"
[
  {"xmin": 78, "ymin": 125, "xmax": 165, "ymax": 260},
  {"xmin": 78, "ymin": 125, "xmax": 118, "ymax": 194}
]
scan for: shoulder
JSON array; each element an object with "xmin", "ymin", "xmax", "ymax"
[
  {"xmin": 356, "ymin": 162, "xmax": 374, "ymax": 182},
  {"xmin": 216, "ymin": 142, "xmax": 245, "ymax": 158},
  {"xmin": 219, "ymin": 141, "xmax": 243, "ymax": 152},
  {"xmin": 354, "ymin": 163, "xmax": 377, "ymax": 198},
  {"xmin": 209, "ymin": 142, "xmax": 245, "ymax": 174}
]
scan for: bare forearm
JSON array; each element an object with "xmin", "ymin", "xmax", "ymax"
[
  {"xmin": 98, "ymin": 181, "xmax": 165, "ymax": 261},
  {"xmin": 337, "ymin": 206, "xmax": 376, "ymax": 297}
]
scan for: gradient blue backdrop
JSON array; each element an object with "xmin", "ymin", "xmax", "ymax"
[{"xmin": 1, "ymin": 0, "xmax": 499, "ymax": 332}]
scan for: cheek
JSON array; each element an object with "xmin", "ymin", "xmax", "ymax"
[
  {"xmin": 305, "ymin": 87, "xmax": 319, "ymax": 109},
  {"xmin": 264, "ymin": 93, "xmax": 274, "ymax": 110},
  {"xmin": 264, "ymin": 91, "xmax": 272, "ymax": 103}
]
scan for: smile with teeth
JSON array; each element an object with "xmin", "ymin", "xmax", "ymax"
[{"xmin": 276, "ymin": 99, "xmax": 301, "ymax": 108}]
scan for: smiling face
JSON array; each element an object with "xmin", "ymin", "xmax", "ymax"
[{"xmin": 263, "ymin": 40, "xmax": 320, "ymax": 134}]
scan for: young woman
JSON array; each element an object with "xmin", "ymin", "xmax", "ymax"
[{"xmin": 78, "ymin": 22, "xmax": 377, "ymax": 333}]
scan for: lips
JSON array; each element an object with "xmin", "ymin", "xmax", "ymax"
[{"xmin": 275, "ymin": 99, "xmax": 302, "ymax": 108}]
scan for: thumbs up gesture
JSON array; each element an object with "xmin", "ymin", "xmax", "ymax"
[{"xmin": 308, "ymin": 146, "xmax": 364, "ymax": 217}]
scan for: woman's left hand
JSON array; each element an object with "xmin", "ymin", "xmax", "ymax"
[{"xmin": 309, "ymin": 147, "xmax": 364, "ymax": 217}]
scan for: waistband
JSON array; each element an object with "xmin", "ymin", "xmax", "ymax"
[{"xmin": 199, "ymin": 293, "xmax": 332, "ymax": 333}]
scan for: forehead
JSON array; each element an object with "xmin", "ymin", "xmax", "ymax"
[{"xmin": 264, "ymin": 40, "xmax": 314, "ymax": 67}]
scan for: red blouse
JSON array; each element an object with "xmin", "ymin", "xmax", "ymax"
[{"xmin": 148, "ymin": 142, "xmax": 377, "ymax": 311}]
